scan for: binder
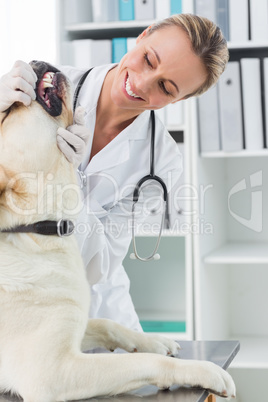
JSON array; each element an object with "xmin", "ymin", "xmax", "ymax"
[
  {"xmin": 197, "ymin": 85, "xmax": 221, "ymax": 153},
  {"xmin": 166, "ymin": 102, "xmax": 184, "ymax": 127},
  {"xmin": 72, "ymin": 39, "xmax": 112, "ymax": 70},
  {"xmin": 64, "ymin": 0, "xmax": 93, "ymax": 24},
  {"xmin": 218, "ymin": 61, "xmax": 243, "ymax": 152},
  {"xmin": 112, "ymin": 38, "xmax": 128, "ymax": 63},
  {"xmin": 263, "ymin": 58, "xmax": 268, "ymax": 148},
  {"xmin": 241, "ymin": 58, "xmax": 264, "ymax": 150},
  {"xmin": 155, "ymin": 0, "xmax": 170, "ymax": 19},
  {"xmin": 216, "ymin": 0, "xmax": 229, "ymax": 41},
  {"xmin": 92, "ymin": 0, "xmax": 119, "ymax": 22},
  {"xmin": 195, "ymin": 0, "xmax": 229, "ymax": 40},
  {"xmin": 249, "ymin": 0, "xmax": 268, "ymax": 42},
  {"xmin": 229, "ymin": 0, "xmax": 249, "ymax": 42},
  {"xmin": 170, "ymin": 0, "xmax": 182, "ymax": 15},
  {"xmin": 127, "ymin": 37, "xmax": 136, "ymax": 52},
  {"xmin": 195, "ymin": 0, "xmax": 217, "ymax": 23},
  {"xmin": 119, "ymin": 0, "xmax": 135, "ymax": 21},
  {"xmin": 134, "ymin": 0, "xmax": 155, "ymax": 20}
]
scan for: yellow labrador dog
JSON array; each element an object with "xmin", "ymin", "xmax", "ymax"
[{"xmin": 0, "ymin": 61, "xmax": 235, "ymax": 402}]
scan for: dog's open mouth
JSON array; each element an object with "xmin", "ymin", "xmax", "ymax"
[
  {"xmin": 31, "ymin": 61, "xmax": 69, "ymax": 117},
  {"xmin": 38, "ymin": 72, "xmax": 58, "ymax": 109}
]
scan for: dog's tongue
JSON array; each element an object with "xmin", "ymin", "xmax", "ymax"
[{"xmin": 44, "ymin": 91, "xmax": 51, "ymax": 108}]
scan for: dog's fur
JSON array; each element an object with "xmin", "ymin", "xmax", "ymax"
[{"xmin": 0, "ymin": 61, "xmax": 235, "ymax": 402}]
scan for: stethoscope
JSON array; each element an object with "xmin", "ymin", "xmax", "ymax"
[{"xmin": 74, "ymin": 69, "xmax": 169, "ymax": 262}]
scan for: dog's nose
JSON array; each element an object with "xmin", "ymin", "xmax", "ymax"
[{"xmin": 30, "ymin": 60, "xmax": 39, "ymax": 66}]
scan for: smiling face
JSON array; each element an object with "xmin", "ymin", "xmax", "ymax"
[{"xmin": 110, "ymin": 26, "xmax": 207, "ymax": 112}]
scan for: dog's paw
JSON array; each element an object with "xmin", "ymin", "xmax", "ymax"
[
  {"xmin": 125, "ymin": 333, "xmax": 181, "ymax": 356},
  {"xmin": 182, "ymin": 360, "xmax": 236, "ymax": 399},
  {"xmin": 145, "ymin": 334, "xmax": 181, "ymax": 356}
]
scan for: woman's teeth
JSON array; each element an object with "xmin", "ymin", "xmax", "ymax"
[{"xmin": 125, "ymin": 76, "xmax": 140, "ymax": 98}]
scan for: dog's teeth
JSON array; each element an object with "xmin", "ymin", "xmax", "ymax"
[
  {"xmin": 43, "ymin": 81, "xmax": 53, "ymax": 89},
  {"xmin": 43, "ymin": 72, "xmax": 55, "ymax": 84}
]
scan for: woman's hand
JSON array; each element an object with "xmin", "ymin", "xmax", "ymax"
[
  {"xmin": 57, "ymin": 106, "xmax": 91, "ymax": 168},
  {"xmin": 0, "ymin": 60, "xmax": 37, "ymax": 112}
]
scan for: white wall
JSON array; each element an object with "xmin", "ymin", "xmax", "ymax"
[{"xmin": 0, "ymin": 0, "xmax": 57, "ymax": 76}]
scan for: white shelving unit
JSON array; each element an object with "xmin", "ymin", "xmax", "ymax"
[{"xmin": 191, "ymin": 39, "xmax": 268, "ymax": 400}]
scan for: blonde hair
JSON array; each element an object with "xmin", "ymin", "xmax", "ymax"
[{"xmin": 148, "ymin": 13, "xmax": 229, "ymax": 99}]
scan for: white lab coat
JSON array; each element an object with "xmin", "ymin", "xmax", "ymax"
[{"xmin": 59, "ymin": 64, "xmax": 183, "ymax": 331}]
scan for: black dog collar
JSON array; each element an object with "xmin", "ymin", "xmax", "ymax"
[{"xmin": 1, "ymin": 219, "xmax": 75, "ymax": 237}]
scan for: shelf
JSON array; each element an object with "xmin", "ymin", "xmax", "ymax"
[
  {"xmin": 66, "ymin": 24, "xmax": 268, "ymax": 48},
  {"xmin": 136, "ymin": 229, "xmax": 187, "ymax": 237},
  {"xmin": 66, "ymin": 20, "xmax": 157, "ymax": 32},
  {"xmin": 228, "ymin": 41, "xmax": 268, "ymax": 49},
  {"xmin": 167, "ymin": 124, "xmax": 186, "ymax": 132},
  {"xmin": 65, "ymin": 20, "xmax": 156, "ymax": 39},
  {"xmin": 229, "ymin": 337, "xmax": 268, "ymax": 369},
  {"xmin": 201, "ymin": 150, "xmax": 268, "ymax": 158},
  {"xmin": 204, "ymin": 242, "xmax": 268, "ymax": 264}
]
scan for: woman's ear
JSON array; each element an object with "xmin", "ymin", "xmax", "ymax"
[{"xmin": 136, "ymin": 25, "xmax": 153, "ymax": 44}]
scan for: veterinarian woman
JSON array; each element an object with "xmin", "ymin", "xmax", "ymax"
[{"xmin": 0, "ymin": 14, "xmax": 229, "ymax": 332}]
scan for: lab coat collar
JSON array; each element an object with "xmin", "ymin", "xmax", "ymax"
[
  {"xmin": 124, "ymin": 110, "xmax": 150, "ymax": 140},
  {"xmin": 85, "ymin": 111, "xmax": 151, "ymax": 173},
  {"xmin": 78, "ymin": 64, "xmax": 116, "ymax": 115}
]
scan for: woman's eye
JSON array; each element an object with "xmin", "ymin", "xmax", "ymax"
[
  {"xmin": 144, "ymin": 52, "xmax": 153, "ymax": 68},
  {"xmin": 160, "ymin": 81, "xmax": 171, "ymax": 96},
  {"xmin": 144, "ymin": 52, "xmax": 173, "ymax": 97}
]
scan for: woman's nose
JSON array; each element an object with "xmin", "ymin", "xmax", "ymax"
[{"xmin": 135, "ymin": 72, "xmax": 154, "ymax": 95}]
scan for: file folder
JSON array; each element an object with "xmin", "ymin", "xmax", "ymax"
[
  {"xmin": 249, "ymin": 0, "xmax": 268, "ymax": 42},
  {"xmin": 73, "ymin": 39, "xmax": 112, "ymax": 70},
  {"xmin": 241, "ymin": 58, "xmax": 264, "ymax": 150},
  {"xmin": 155, "ymin": 0, "xmax": 170, "ymax": 19},
  {"xmin": 218, "ymin": 61, "xmax": 243, "ymax": 152},
  {"xmin": 229, "ymin": 0, "xmax": 249, "ymax": 42},
  {"xmin": 92, "ymin": 0, "xmax": 119, "ymax": 22},
  {"xmin": 119, "ymin": 0, "xmax": 135, "ymax": 21},
  {"xmin": 195, "ymin": 0, "xmax": 217, "ymax": 23},
  {"xmin": 198, "ymin": 85, "xmax": 221, "ymax": 153},
  {"xmin": 134, "ymin": 0, "xmax": 155, "ymax": 20},
  {"xmin": 216, "ymin": 0, "xmax": 229, "ymax": 41},
  {"xmin": 112, "ymin": 38, "xmax": 128, "ymax": 63},
  {"xmin": 263, "ymin": 58, "xmax": 268, "ymax": 148},
  {"xmin": 170, "ymin": 0, "xmax": 182, "ymax": 15}
]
